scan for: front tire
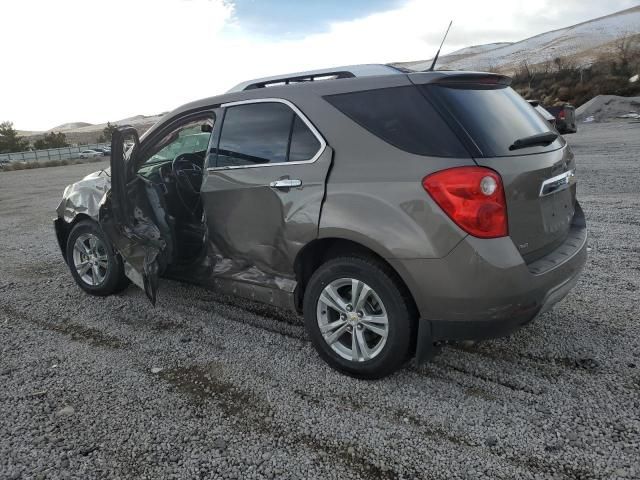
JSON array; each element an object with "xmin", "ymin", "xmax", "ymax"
[
  {"xmin": 303, "ymin": 256, "xmax": 415, "ymax": 379},
  {"xmin": 65, "ymin": 220, "xmax": 129, "ymax": 296}
]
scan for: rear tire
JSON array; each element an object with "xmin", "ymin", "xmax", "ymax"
[
  {"xmin": 303, "ymin": 256, "xmax": 415, "ymax": 379},
  {"xmin": 65, "ymin": 220, "xmax": 129, "ymax": 296}
]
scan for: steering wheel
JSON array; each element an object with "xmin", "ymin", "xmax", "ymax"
[
  {"xmin": 172, "ymin": 153, "xmax": 203, "ymax": 214},
  {"xmin": 172, "ymin": 153, "xmax": 203, "ymax": 194}
]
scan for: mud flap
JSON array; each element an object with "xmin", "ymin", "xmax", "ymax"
[{"xmin": 414, "ymin": 319, "xmax": 439, "ymax": 365}]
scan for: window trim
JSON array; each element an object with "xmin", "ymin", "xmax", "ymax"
[{"xmin": 207, "ymin": 97, "xmax": 327, "ymax": 171}]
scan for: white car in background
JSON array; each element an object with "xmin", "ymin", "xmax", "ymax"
[{"xmin": 78, "ymin": 149, "xmax": 102, "ymax": 159}]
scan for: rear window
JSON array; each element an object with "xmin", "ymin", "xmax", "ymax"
[
  {"xmin": 324, "ymin": 86, "xmax": 469, "ymax": 158},
  {"xmin": 425, "ymin": 85, "xmax": 563, "ymax": 157}
]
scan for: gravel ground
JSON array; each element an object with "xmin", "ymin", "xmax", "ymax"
[{"xmin": 1, "ymin": 122, "xmax": 639, "ymax": 480}]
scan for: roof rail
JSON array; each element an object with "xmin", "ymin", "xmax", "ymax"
[{"xmin": 227, "ymin": 64, "xmax": 404, "ymax": 93}]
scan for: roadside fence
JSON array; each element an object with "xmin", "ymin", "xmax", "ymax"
[{"xmin": 0, "ymin": 143, "xmax": 111, "ymax": 163}]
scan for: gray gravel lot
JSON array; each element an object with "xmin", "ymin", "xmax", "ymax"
[{"xmin": 1, "ymin": 122, "xmax": 639, "ymax": 479}]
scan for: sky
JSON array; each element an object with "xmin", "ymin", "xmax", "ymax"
[{"xmin": 1, "ymin": 0, "xmax": 637, "ymax": 131}]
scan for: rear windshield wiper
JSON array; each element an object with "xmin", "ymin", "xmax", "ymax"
[{"xmin": 509, "ymin": 131, "xmax": 558, "ymax": 151}]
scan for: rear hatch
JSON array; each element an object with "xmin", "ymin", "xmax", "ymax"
[{"xmin": 412, "ymin": 74, "xmax": 576, "ymax": 261}]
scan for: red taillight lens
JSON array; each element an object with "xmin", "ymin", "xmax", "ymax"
[
  {"xmin": 559, "ymin": 110, "xmax": 566, "ymax": 120},
  {"xmin": 422, "ymin": 167, "xmax": 508, "ymax": 238}
]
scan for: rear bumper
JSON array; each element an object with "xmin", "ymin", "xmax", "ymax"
[{"xmin": 390, "ymin": 203, "xmax": 587, "ymax": 348}]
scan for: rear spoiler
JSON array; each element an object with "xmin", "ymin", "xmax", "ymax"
[
  {"xmin": 408, "ymin": 71, "xmax": 512, "ymax": 87},
  {"xmin": 432, "ymin": 73, "xmax": 512, "ymax": 87}
]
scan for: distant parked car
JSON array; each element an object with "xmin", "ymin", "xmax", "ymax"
[
  {"xmin": 545, "ymin": 104, "xmax": 577, "ymax": 134},
  {"xmin": 527, "ymin": 100, "xmax": 557, "ymax": 129},
  {"xmin": 78, "ymin": 150, "xmax": 102, "ymax": 159},
  {"xmin": 91, "ymin": 148, "xmax": 111, "ymax": 156}
]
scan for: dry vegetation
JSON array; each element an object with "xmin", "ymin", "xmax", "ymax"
[
  {"xmin": 0, "ymin": 156, "xmax": 105, "ymax": 172},
  {"xmin": 511, "ymin": 34, "xmax": 640, "ymax": 107}
]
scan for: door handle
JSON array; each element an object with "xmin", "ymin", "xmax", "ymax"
[{"xmin": 269, "ymin": 179, "xmax": 302, "ymax": 189}]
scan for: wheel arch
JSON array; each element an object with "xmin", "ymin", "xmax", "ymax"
[
  {"xmin": 293, "ymin": 236, "xmax": 418, "ymax": 318},
  {"xmin": 54, "ymin": 213, "xmax": 94, "ymax": 262}
]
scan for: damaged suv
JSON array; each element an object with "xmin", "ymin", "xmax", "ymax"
[{"xmin": 55, "ymin": 65, "xmax": 587, "ymax": 379}]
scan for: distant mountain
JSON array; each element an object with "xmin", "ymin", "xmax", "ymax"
[
  {"xmin": 21, "ymin": 114, "xmax": 165, "ymax": 145},
  {"xmin": 46, "ymin": 114, "xmax": 163, "ymax": 135},
  {"xmin": 48, "ymin": 122, "xmax": 93, "ymax": 132},
  {"xmin": 396, "ymin": 6, "xmax": 640, "ymax": 73}
]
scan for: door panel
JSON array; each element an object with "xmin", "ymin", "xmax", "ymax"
[
  {"xmin": 101, "ymin": 114, "xmax": 214, "ymax": 305},
  {"xmin": 200, "ymin": 147, "xmax": 333, "ymax": 289},
  {"xmin": 101, "ymin": 127, "xmax": 165, "ymax": 304}
]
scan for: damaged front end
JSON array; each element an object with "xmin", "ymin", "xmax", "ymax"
[
  {"xmin": 54, "ymin": 168, "xmax": 111, "ymax": 259},
  {"xmin": 55, "ymin": 127, "xmax": 169, "ymax": 304}
]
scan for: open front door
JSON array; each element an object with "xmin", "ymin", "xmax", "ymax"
[{"xmin": 100, "ymin": 127, "xmax": 167, "ymax": 304}]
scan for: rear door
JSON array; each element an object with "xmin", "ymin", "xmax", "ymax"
[
  {"xmin": 415, "ymin": 76, "xmax": 576, "ymax": 261},
  {"xmin": 200, "ymin": 98, "xmax": 331, "ymax": 285}
]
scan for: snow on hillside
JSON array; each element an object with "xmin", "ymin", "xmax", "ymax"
[
  {"xmin": 445, "ymin": 42, "xmax": 512, "ymax": 57},
  {"xmin": 402, "ymin": 6, "xmax": 640, "ymax": 72}
]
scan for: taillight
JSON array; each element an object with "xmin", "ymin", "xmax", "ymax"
[
  {"xmin": 422, "ymin": 167, "xmax": 508, "ymax": 238},
  {"xmin": 559, "ymin": 110, "xmax": 566, "ymax": 120}
]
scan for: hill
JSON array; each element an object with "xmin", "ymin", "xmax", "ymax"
[
  {"xmin": 48, "ymin": 122, "xmax": 94, "ymax": 132},
  {"xmin": 397, "ymin": 6, "xmax": 640, "ymax": 74},
  {"xmin": 23, "ymin": 114, "xmax": 165, "ymax": 145}
]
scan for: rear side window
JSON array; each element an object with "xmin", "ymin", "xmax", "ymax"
[
  {"xmin": 425, "ymin": 85, "xmax": 563, "ymax": 157},
  {"xmin": 216, "ymin": 102, "xmax": 322, "ymax": 167},
  {"xmin": 324, "ymin": 86, "xmax": 469, "ymax": 157},
  {"xmin": 289, "ymin": 115, "xmax": 321, "ymax": 162}
]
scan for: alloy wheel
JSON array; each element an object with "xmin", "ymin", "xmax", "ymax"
[
  {"xmin": 72, "ymin": 233, "xmax": 109, "ymax": 286},
  {"xmin": 316, "ymin": 278, "xmax": 389, "ymax": 362}
]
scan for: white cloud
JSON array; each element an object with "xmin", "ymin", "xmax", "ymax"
[{"xmin": 0, "ymin": 0, "xmax": 636, "ymax": 130}]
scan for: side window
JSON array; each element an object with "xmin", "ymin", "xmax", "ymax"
[{"xmin": 216, "ymin": 101, "xmax": 322, "ymax": 167}]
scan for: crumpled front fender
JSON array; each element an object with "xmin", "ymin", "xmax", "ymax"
[{"xmin": 56, "ymin": 168, "xmax": 111, "ymax": 223}]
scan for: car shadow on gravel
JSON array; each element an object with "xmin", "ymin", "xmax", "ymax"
[{"xmin": 2, "ymin": 303, "xmax": 123, "ymax": 349}]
